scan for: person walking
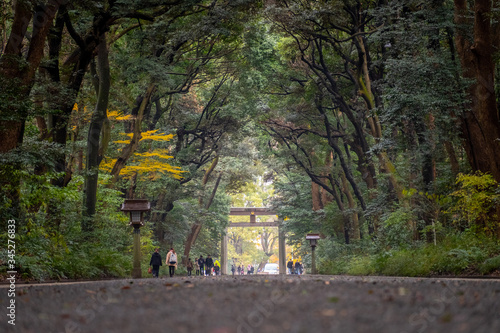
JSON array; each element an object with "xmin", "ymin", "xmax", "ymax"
[
  {"xmin": 247, "ymin": 264, "xmax": 251, "ymax": 275},
  {"xmin": 237, "ymin": 265, "xmax": 241, "ymax": 275},
  {"xmin": 295, "ymin": 260, "xmax": 301, "ymax": 276},
  {"xmin": 214, "ymin": 262, "xmax": 220, "ymax": 276},
  {"xmin": 198, "ymin": 255, "xmax": 205, "ymax": 276},
  {"xmin": 149, "ymin": 248, "xmax": 162, "ymax": 278},
  {"xmin": 205, "ymin": 255, "xmax": 214, "ymax": 276},
  {"xmin": 194, "ymin": 257, "xmax": 200, "ymax": 276},
  {"xmin": 166, "ymin": 248, "xmax": 178, "ymax": 277},
  {"xmin": 186, "ymin": 258, "xmax": 194, "ymax": 276},
  {"xmin": 231, "ymin": 264, "xmax": 236, "ymax": 276},
  {"xmin": 287, "ymin": 259, "xmax": 294, "ymax": 274},
  {"xmin": 214, "ymin": 259, "xmax": 220, "ymax": 272}
]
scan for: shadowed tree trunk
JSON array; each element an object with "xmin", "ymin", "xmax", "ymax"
[
  {"xmin": 82, "ymin": 32, "xmax": 110, "ymax": 232},
  {"xmin": 454, "ymin": 0, "xmax": 500, "ymax": 238},
  {"xmin": 0, "ymin": 0, "xmax": 60, "ymax": 221},
  {"xmin": 183, "ymin": 156, "xmax": 221, "ymax": 264},
  {"xmin": 454, "ymin": 0, "xmax": 500, "ymax": 182},
  {"xmin": 109, "ymin": 84, "xmax": 156, "ymax": 184}
]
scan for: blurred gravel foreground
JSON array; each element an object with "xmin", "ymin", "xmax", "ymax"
[{"xmin": 1, "ymin": 275, "xmax": 499, "ymax": 333}]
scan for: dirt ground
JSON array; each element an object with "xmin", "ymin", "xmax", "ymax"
[{"xmin": 1, "ymin": 274, "xmax": 499, "ymax": 333}]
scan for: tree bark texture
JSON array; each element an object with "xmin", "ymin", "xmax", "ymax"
[
  {"xmin": 454, "ymin": 0, "xmax": 500, "ymax": 182},
  {"xmin": 0, "ymin": 0, "xmax": 61, "ymax": 153},
  {"xmin": 109, "ymin": 84, "xmax": 156, "ymax": 183},
  {"xmin": 341, "ymin": 171, "xmax": 360, "ymax": 240},
  {"xmin": 82, "ymin": 33, "xmax": 110, "ymax": 232},
  {"xmin": 182, "ymin": 157, "xmax": 221, "ymax": 264}
]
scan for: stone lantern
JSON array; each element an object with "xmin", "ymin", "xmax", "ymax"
[
  {"xmin": 121, "ymin": 199, "xmax": 150, "ymax": 278},
  {"xmin": 306, "ymin": 233, "xmax": 320, "ymax": 275}
]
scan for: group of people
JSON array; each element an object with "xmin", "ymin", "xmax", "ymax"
[
  {"xmin": 148, "ymin": 247, "xmax": 179, "ymax": 278},
  {"xmin": 231, "ymin": 264, "xmax": 255, "ymax": 276},
  {"xmin": 287, "ymin": 259, "xmax": 303, "ymax": 275},
  {"xmin": 193, "ymin": 255, "xmax": 221, "ymax": 276},
  {"xmin": 150, "ymin": 250, "xmax": 304, "ymax": 277},
  {"xmin": 149, "ymin": 249, "xmax": 221, "ymax": 278}
]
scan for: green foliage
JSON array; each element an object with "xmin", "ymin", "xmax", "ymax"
[
  {"xmin": 0, "ymin": 174, "xmax": 139, "ymax": 281},
  {"xmin": 377, "ymin": 206, "xmax": 418, "ymax": 250},
  {"xmin": 479, "ymin": 255, "xmax": 500, "ymax": 275},
  {"xmin": 432, "ymin": 248, "xmax": 484, "ymax": 275},
  {"xmin": 317, "ymin": 231, "xmax": 500, "ymax": 277},
  {"xmin": 446, "ymin": 172, "xmax": 500, "ymax": 234},
  {"xmin": 3, "ymin": 0, "xmax": 500, "ymax": 282}
]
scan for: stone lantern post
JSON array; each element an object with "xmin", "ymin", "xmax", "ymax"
[{"xmin": 121, "ymin": 199, "xmax": 150, "ymax": 278}]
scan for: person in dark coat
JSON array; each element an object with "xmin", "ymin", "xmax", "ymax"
[
  {"xmin": 198, "ymin": 255, "xmax": 205, "ymax": 276},
  {"xmin": 295, "ymin": 261, "xmax": 301, "ymax": 275},
  {"xmin": 149, "ymin": 248, "xmax": 162, "ymax": 278},
  {"xmin": 187, "ymin": 258, "xmax": 194, "ymax": 276},
  {"xmin": 205, "ymin": 255, "xmax": 214, "ymax": 276},
  {"xmin": 231, "ymin": 264, "xmax": 236, "ymax": 276}
]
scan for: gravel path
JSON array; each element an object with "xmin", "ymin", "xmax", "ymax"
[{"xmin": 1, "ymin": 274, "xmax": 499, "ymax": 333}]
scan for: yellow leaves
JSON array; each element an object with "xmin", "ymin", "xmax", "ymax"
[
  {"xmin": 141, "ymin": 130, "xmax": 175, "ymax": 141},
  {"xmin": 107, "ymin": 110, "xmax": 134, "ymax": 121},
  {"xmin": 444, "ymin": 172, "xmax": 500, "ymax": 234},
  {"xmin": 102, "ymin": 132, "xmax": 185, "ymax": 180},
  {"xmin": 121, "ymin": 160, "xmax": 184, "ymax": 180},
  {"xmin": 97, "ymin": 108, "xmax": 184, "ymax": 180},
  {"xmin": 101, "ymin": 152, "xmax": 185, "ymax": 180},
  {"xmin": 99, "ymin": 159, "xmax": 116, "ymax": 173},
  {"xmin": 402, "ymin": 188, "xmax": 418, "ymax": 197},
  {"xmin": 113, "ymin": 130, "xmax": 175, "ymax": 144},
  {"xmin": 135, "ymin": 150, "xmax": 174, "ymax": 160}
]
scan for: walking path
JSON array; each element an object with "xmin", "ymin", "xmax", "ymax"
[{"xmin": 1, "ymin": 274, "xmax": 499, "ymax": 332}]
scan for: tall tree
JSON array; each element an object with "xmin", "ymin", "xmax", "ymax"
[
  {"xmin": 82, "ymin": 30, "xmax": 110, "ymax": 232},
  {"xmin": 0, "ymin": 0, "xmax": 61, "ymax": 153},
  {"xmin": 454, "ymin": 0, "xmax": 500, "ymax": 182}
]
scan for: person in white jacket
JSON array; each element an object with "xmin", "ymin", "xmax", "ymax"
[{"xmin": 166, "ymin": 248, "xmax": 178, "ymax": 277}]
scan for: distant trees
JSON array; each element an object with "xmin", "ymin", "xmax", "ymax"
[
  {"xmin": 260, "ymin": 0, "xmax": 500, "ymax": 241},
  {"xmin": 1, "ymin": 0, "xmax": 500, "ymax": 280},
  {"xmin": 453, "ymin": 0, "xmax": 500, "ymax": 182}
]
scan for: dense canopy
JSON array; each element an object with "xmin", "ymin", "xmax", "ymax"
[{"xmin": 1, "ymin": 0, "xmax": 500, "ymax": 280}]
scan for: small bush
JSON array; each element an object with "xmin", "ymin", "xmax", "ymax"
[
  {"xmin": 347, "ymin": 255, "xmax": 376, "ymax": 275},
  {"xmin": 315, "ymin": 230, "xmax": 499, "ymax": 277},
  {"xmin": 318, "ymin": 258, "xmax": 349, "ymax": 275},
  {"xmin": 379, "ymin": 249, "xmax": 432, "ymax": 277},
  {"xmin": 446, "ymin": 172, "xmax": 500, "ymax": 235},
  {"xmin": 377, "ymin": 206, "xmax": 417, "ymax": 250},
  {"xmin": 479, "ymin": 255, "xmax": 500, "ymax": 274}
]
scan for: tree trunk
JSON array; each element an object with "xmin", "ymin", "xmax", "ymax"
[
  {"xmin": 444, "ymin": 140, "xmax": 460, "ymax": 177},
  {"xmin": 0, "ymin": 1, "xmax": 60, "ymax": 221},
  {"xmin": 327, "ymin": 175, "xmax": 350, "ymax": 244},
  {"xmin": 454, "ymin": 0, "xmax": 500, "ymax": 182},
  {"xmin": 355, "ymin": 35, "xmax": 403, "ymax": 201},
  {"xmin": 312, "ymin": 181, "xmax": 323, "ymax": 211},
  {"xmin": 340, "ymin": 171, "xmax": 360, "ymax": 240},
  {"xmin": 182, "ymin": 157, "xmax": 221, "ymax": 264},
  {"xmin": 109, "ymin": 84, "xmax": 156, "ymax": 183},
  {"xmin": 82, "ymin": 32, "xmax": 110, "ymax": 232}
]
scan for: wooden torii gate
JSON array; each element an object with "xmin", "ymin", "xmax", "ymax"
[{"xmin": 221, "ymin": 207, "xmax": 286, "ymax": 275}]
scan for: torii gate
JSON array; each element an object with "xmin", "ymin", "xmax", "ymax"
[{"xmin": 221, "ymin": 207, "xmax": 286, "ymax": 275}]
